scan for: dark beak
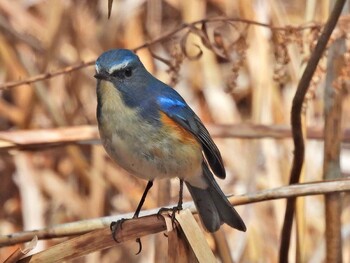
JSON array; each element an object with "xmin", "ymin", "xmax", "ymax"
[{"xmin": 94, "ymin": 72, "xmax": 108, "ymax": 80}]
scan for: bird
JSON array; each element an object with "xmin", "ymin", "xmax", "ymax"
[{"xmin": 94, "ymin": 49, "xmax": 246, "ymax": 233}]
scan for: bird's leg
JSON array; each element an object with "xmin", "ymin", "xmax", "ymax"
[
  {"xmin": 133, "ymin": 180, "xmax": 154, "ymax": 219},
  {"xmin": 110, "ymin": 181, "xmax": 154, "ymax": 234},
  {"xmin": 176, "ymin": 179, "xmax": 184, "ymax": 210},
  {"xmin": 111, "ymin": 180, "xmax": 154, "ymax": 255},
  {"xmin": 157, "ymin": 179, "xmax": 184, "ymax": 222}
]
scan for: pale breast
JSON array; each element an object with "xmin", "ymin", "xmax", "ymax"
[{"xmin": 97, "ymin": 81, "xmax": 203, "ymax": 182}]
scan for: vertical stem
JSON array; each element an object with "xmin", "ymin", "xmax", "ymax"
[
  {"xmin": 323, "ymin": 35, "xmax": 346, "ymax": 263},
  {"xmin": 154, "ymin": 180, "xmax": 171, "ymax": 262},
  {"xmin": 279, "ymin": 0, "xmax": 346, "ymax": 262},
  {"xmin": 296, "ymin": 114, "xmax": 306, "ymax": 263}
]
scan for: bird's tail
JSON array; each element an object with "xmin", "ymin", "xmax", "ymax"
[{"xmin": 185, "ymin": 162, "xmax": 246, "ymax": 232}]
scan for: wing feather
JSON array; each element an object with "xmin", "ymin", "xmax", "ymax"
[{"xmin": 157, "ymin": 96, "xmax": 225, "ymax": 178}]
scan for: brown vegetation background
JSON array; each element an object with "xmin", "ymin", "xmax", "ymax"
[{"xmin": 0, "ymin": 0, "xmax": 350, "ymax": 262}]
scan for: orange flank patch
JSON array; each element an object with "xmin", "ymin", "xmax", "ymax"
[{"xmin": 160, "ymin": 112, "xmax": 198, "ymax": 144}]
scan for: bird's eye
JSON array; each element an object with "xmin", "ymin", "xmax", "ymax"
[
  {"xmin": 124, "ymin": 68, "xmax": 132, "ymax": 77},
  {"xmin": 110, "ymin": 68, "xmax": 132, "ymax": 79}
]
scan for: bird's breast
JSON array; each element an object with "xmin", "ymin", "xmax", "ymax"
[{"xmin": 96, "ymin": 81, "xmax": 203, "ymax": 182}]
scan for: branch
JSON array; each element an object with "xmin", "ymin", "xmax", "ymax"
[
  {"xmin": 18, "ymin": 215, "xmax": 166, "ymax": 263},
  {"xmin": 0, "ymin": 125, "xmax": 99, "ymax": 151},
  {"xmin": 1, "ymin": 178, "xmax": 349, "ymax": 247},
  {"xmin": 279, "ymin": 0, "xmax": 346, "ymax": 262},
  {"xmin": 0, "ymin": 61, "xmax": 95, "ymax": 90},
  {"xmin": 0, "ymin": 18, "xmax": 320, "ymax": 90},
  {"xmin": 2, "ymin": 124, "xmax": 350, "ymax": 151},
  {"xmin": 15, "ymin": 210, "xmax": 216, "ymax": 263}
]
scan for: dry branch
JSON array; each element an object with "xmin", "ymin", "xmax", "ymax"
[
  {"xmin": 0, "ymin": 61, "xmax": 94, "ymax": 90},
  {"xmin": 18, "ymin": 215, "xmax": 166, "ymax": 263},
  {"xmin": 0, "ymin": 125, "xmax": 99, "ymax": 151},
  {"xmin": 1, "ymin": 178, "xmax": 349, "ymax": 247},
  {"xmin": 3, "ymin": 236, "xmax": 37, "ymax": 263},
  {"xmin": 17, "ymin": 211, "xmax": 215, "ymax": 263},
  {"xmin": 2, "ymin": 124, "xmax": 350, "ymax": 151},
  {"xmin": 0, "ymin": 17, "xmax": 321, "ymax": 90}
]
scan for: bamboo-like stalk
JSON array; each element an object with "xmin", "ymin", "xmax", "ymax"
[{"xmin": 323, "ymin": 35, "xmax": 346, "ymax": 263}]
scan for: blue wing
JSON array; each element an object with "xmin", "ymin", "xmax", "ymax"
[{"xmin": 157, "ymin": 95, "xmax": 226, "ymax": 179}]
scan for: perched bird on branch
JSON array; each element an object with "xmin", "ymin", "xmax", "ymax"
[{"xmin": 94, "ymin": 49, "xmax": 246, "ymax": 234}]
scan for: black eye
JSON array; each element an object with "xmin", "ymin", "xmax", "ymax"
[{"xmin": 124, "ymin": 68, "xmax": 132, "ymax": 77}]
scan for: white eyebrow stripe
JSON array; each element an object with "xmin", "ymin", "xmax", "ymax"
[
  {"xmin": 95, "ymin": 64, "xmax": 101, "ymax": 73},
  {"xmin": 108, "ymin": 60, "xmax": 130, "ymax": 73}
]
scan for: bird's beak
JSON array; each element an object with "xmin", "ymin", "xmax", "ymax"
[{"xmin": 94, "ymin": 72, "xmax": 108, "ymax": 80}]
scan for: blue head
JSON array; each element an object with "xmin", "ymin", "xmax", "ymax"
[
  {"xmin": 95, "ymin": 49, "xmax": 147, "ymax": 83},
  {"xmin": 95, "ymin": 49, "xmax": 167, "ymax": 123},
  {"xmin": 95, "ymin": 49, "xmax": 156, "ymax": 107}
]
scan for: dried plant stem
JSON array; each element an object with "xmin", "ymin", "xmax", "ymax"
[
  {"xmin": 1, "ymin": 178, "xmax": 349, "ymax": 247},
  {"xmin": 279, "ymin": 1, "xmax": 346, "ymax": 262},
  {"xmin": 17, "ymin": 210, "xmax": 214, "ymax": 263},
  {"xmin": 295, "ymin": 115, "xmax": 307, "ymax": 262},
  {"xmin": 155, "ymin": 180, "xmax": 171, "ymax": 262},
  {"xmin": 0, "ymin": 61, "xmax": 94, "ymax": 90},
  {"xmin": 212, "ymin": 231, "xmax": 234, "ymax": 263},
  {"xmin": 3, "ymin": 236, "xmax": 37, "ymax": 263},
  {"xmin": 0, "ymin": 18, "xmax": 320, "ymax": 90},
  {"xmin": 174, "ymin": 209, "xmax": 216, "ymax": 262},
  {"xmin": 18, "ymin": 215, "xmax": 166, "ymax": 263},
  {"xmin": 3, "ymin": 124, "xmax": 350, "ymax": 151},
  {"xmin": 323, "ymin": 36, "xmax": 346, "ymax": 263}
]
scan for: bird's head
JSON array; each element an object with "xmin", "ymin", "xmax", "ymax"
[
  {"xmin": 94, "ymin": 49, "xmax": 147, "ymax": 84},
  {"xmin": 95, "ymin": 49, "xmax": 160, "ymax": 111}
]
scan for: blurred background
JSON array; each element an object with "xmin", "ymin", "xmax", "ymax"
[{"xmin": 0, "ymin": 0, "xmax": 350, "ymax": 262}]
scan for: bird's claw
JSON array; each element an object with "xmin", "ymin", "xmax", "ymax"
[
  {"xmin": 157, "ymin": 205, "xmax": 182, "ymax": 226},
  {"xmin": 135, "ymin": 238, "xmax": 142, "ymax": 255},
  {"xmin": 110, "ymin": 218, "xmax": 127, "ymax": 243},
  {"xmin": 110, "ymin": 218, "xmax": 143, "ymax": 255}
]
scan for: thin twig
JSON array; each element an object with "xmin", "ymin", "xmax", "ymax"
[
  {"xmin": 0, "ymin": 18, "xmax": 320, "ymax": 90},
  {"xmin": 134, "ymin": 18, "xmax": 320, "ymax": 52},
  {"xmin": 0, "ymin": 61, "xmax": 94, "ymax": 90},
  {"xmin": 1, "ymin": 178, "xmax": 349, "ymax": 247},
  {"xmin": 279, "ymin": 1, "xmax": 346, "ymax": 262}
]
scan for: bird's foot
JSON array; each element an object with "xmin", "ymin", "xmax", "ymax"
[
  {"xmin": 110, "ymin": 218, "xmax": 143, "ymax": 255},
  {"xmin": 110, "ymin": 219, "xmax": 127, "ymax": 243},
  {"xmin": 157, "ymin": 204, "xmax": 183, "ymax": 223}
]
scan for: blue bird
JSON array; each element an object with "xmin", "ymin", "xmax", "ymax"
[{"xmin": 94, "ymin": 49, "xmax": 246, "ymax": 233}]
